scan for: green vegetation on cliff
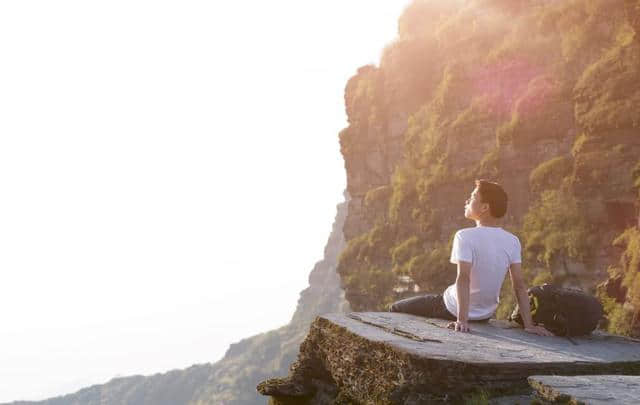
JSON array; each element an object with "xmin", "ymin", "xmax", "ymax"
[
  {"xmin": 597, "ymin": 161, "xmax": 640, "ymax": 337},
  {"xmin": 521, "ymin": 188, "xmax": 597, "ymax": 270},
  {"xmin": 598, "ymin": 227, "xmax": 640, "ymax": 336},
  {"xmin": 338, "ymin": 0, "xmax": 640, "ymax": 336}
]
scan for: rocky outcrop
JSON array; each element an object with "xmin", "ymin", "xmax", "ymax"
[
  {"xmin": 528, "ymin": 375, "xmax": 640, "ymax": 404},
  {"xmin": 289, "ymin": 194, "xmax": 352, "ymax": 327},
  {"xmin": 258, "ymin": 312, "xmax": 640, "ymax": 404},
  {"xmin": 189, "ymin": 196, "xmax": 351, "ymax": 404}
]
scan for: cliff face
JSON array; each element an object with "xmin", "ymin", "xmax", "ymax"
[
  {"xmin": 4, "ymin": 198, "xmax": 350, "ymax": 405},
  {"xmin": 336, "ymin": 0, "xmax": 640, "ymax": 333},
  {"xmin": 191, "ymin": 196, "xmax": 351, "ymax": 404}
]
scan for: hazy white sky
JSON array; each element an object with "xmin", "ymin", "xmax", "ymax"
[{"xmin": 0, "ymin": 1, "xmax": 411, "ymax": 401}]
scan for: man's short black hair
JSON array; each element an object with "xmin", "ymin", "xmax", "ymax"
[{"xmin": 475, "ymin": 179, "xmax": 508, "ymax": 218}]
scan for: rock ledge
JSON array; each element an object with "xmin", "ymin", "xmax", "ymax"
[
  {"xmin": 258, "ymin": 312, "xmax": 640, "ymax": 404},
  {"xmin": 528, "ymin": 375, "xmax": 640, "ymax": 405}
]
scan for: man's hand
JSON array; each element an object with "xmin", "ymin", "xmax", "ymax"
[
  {"xmin": 524, "ymin": 324, "xmax": 554, "ymax": 336},
  {"xmin": 447, "ymin": 320, "xmax": 471, "ymax": 333}
]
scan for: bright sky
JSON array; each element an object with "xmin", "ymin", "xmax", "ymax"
[{"xmin": 0, "ymin": 1, "xmax": 411, "ymax": 401}]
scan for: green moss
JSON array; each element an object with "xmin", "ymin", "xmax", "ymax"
[{"xmin": 463, "ymin": 388, "xmax": 490, "ymax": 405}]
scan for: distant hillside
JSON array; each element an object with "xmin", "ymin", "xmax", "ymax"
[{"xmin": 4, "ymin": 196, "xmax": 350, "ymax": 405}]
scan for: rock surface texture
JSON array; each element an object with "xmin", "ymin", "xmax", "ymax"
[
  {"xmin": 258, "ymin": 312, "xmax": 640, "ymax": 404},
  {"xmin": 528, "ymin": 374, "xmax": 640, "ymax": 404}
]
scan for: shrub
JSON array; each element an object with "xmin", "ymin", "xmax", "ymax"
[
  {"xmin": 529, "ymin": 156, "xmax": 573, "ymax": 194},
  {"xmin": 408, "ymin": 241, "xmax": 455, "ymax": 293},
  {"xmin": 390, "ymin": 236, "xmax": 421, "ymax": 274},
  {"xmin": 521, "ymin": 189, "xmax": 597, "ymax": 270}
]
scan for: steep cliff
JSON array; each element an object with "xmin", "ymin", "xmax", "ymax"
[
  {"xmin": 336, "ymin": 0, "xmax": 640, "ymax": 335},
  {"xmin": 4, "ymin": 198, "xmax": 350, "ymax": 405},
  {"xmin": 191, "ymin": 196, "xmax": 351, "ymax": 404}
]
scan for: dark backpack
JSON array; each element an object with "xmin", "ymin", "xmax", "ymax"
[{"xmin": 509, "ymin": 283, "xmax": 603, "ymax": 336}]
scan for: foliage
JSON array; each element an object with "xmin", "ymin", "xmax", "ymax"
[
  {"xmin": 598, "ymin": 228, "xmax": 640, "ymax": 337},
  {"xmin": 337, "ymin": 222, "xmax": 398, "ymax": 311},
  {"xmin": 615, "ymin": 229, "xmax": 640, "ymax": 306},
  {"xmin": 496, "ymin": 113, "xmax": 520, "ymax": 146},
  {"xmin": 529, "ymin": 156, "xmax": 573, "ymax": 194},
  {"xmin": 391, "ymin": 236, "xmax": 421, "ymax": 274},
  {"xmin": 574, "ymin": 34, "xmax": 640, "ymax": 132},
  {"xmin": 571, "ymin": 133, "xmax": 588, "ymax": 157},
  {"xmin": 408, "ymin": 240, "xmax": 456, "ymax": 293},
  {"xmin": 521, "ymin": 189, "xmax": 597, "ymax": 271},
  {"xmin": 388, "ymin": 164, "xmax": 419, "ymax": 224},
  {"xmin": 599, "ymin": 292, "xmax": 635, "ymax": 336}
]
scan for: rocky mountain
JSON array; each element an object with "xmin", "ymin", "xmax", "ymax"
[
  {"xmin": 4, "ymin": 196, "xmax": 350, "ymax": 405},
  {"xmin": 336, "ymin": 0, "xmax": 640, "ymax": 336}
]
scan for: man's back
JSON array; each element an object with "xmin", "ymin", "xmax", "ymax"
[{"xmin": 443, "ymin": 225, "xmax": 521, "ymax": 320}]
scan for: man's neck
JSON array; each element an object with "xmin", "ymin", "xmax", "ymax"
[{"xmin": 475, "ymin": 218, "xmax": 501, "ymax": 227}]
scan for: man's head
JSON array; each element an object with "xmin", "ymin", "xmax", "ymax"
[{"xmin": 464, "ymin": 179, "xmax": 508, "ymax": 220}]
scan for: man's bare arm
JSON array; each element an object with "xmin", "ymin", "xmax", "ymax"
[
  {"xmin": 509, "ymin": 263, "xmax": 554, "ymax": 336},
  {"xmin": 453, "ymin": 261, "xmax": 471, "ymax": 332}
]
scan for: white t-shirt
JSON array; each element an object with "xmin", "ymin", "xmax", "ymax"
[{"xmin": 443, "ymin": 226, "xmax": 522, "ymax": 320}]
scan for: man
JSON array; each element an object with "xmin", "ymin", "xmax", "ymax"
[{"xmin": 389, "ymin": 179, "xmax": 553, "ymax": 336}]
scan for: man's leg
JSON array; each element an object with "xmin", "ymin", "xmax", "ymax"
[{"xmin": 389, "ymin": 294, "xmax": 456, "ymax": 320}]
